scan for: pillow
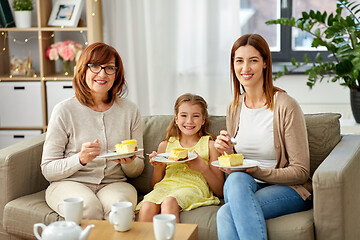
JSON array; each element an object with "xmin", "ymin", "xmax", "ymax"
[{"xmin": 304, "ymin": 113, "xmax": 342, "ymax": 176}]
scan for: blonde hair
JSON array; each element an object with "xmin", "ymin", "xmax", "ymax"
[
  {"xmin": 165, "ymin": 93, "xmax": 214, "ymax": 141},
  {"xmin": 230, "ymin": 34, "xmax": 284, "ymax": 111}
]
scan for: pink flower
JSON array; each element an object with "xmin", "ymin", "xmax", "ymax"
[
  {"xmin": 59, "ymin": 45, "xmax": 75, "ymax": 61},
  {"xmin": 46, "ymin": 40, "xmax": 85, "ymax": 62},
  {"xmin": 48, "ymin": 48, "xmax": 59, "ymax": 60}
]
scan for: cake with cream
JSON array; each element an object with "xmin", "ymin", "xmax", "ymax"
[
  {"xmin": 168, "ymin": 148, "xmax": 189, "ymax": 161},
  {"xmin": 115, "ymin": 139, "xmax": 138, "ymax": 154},
  {"xmin": 218, "ymin": 153, "xmax": 244, "ymax": 167}
]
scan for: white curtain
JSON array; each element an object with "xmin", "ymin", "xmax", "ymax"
[{"xmin": 102, "ymin": 0, "xmax": 240, "ymax": 116}]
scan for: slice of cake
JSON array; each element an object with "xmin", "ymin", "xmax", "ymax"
[
  {"xmin": 168, "ymin": 148, "xmax": 189, "ymax": 161},
  {"xmin": 218, "ymin": 153, "xmax": 244, "ymax": 167},
  {"xmin": 115, "ymin": 139, "xmax": 138, "ymax": 154}
]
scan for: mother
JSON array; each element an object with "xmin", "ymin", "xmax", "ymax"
[
  {"xmin": 214, "ymin": 34, "xmax": 312, "ymax": 240},
  {"xmin": 41, "ymin": 42, "xmax": 144, "ymax": 220}
]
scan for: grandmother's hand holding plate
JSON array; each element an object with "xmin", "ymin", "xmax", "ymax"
[{"xmin": 111, "ymin": 154, "xmax": 136, "ymax": 164}]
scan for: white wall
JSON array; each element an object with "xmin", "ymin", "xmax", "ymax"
[{"xmin": 274, "ymin": 74, "xmax": 352, "ymax": 120}]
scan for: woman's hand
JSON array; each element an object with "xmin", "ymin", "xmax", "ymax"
[
  {"xmin": 79, "ymin": 139, "xmax": 101, "ymax": 165},
  {"xmin": 214, "ymin": 130, "xmax": 234, "ymax": 155},
  {"xmin": 111, "ymin": 154, "xmax": 136, "ymax": 164}
]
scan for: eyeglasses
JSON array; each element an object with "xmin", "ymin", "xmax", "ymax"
[{"xmin": 87, "ymin": 63, "xmax": 118, "ymax": 75}]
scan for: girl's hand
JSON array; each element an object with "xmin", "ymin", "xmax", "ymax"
[
  {"xmin": 111, "ymin": 154, "xmax": 136, "ymax": 164},
  {"xmin": 214, "ymin": 130, "xmax": 234, "ymax": 155},
  {"xmin": 149, "ymin": 151, "xmax": 165, "ymax": 168},
  {"xmin": 79, "ymin": 139, "xmax": 101, "ymax": 165},
  {"xmin": 186, "ymin": 151, "xmax": 207, "ymax": 173}
]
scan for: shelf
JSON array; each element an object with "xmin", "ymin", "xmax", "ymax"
[{"xmin": 0, "ymin": 0, "xmax": 103, "ymax": 137}]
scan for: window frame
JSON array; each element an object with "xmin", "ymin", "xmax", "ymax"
[{"xmin": 271, "ymin": 0, "xmax": 332, "ymax": 66}]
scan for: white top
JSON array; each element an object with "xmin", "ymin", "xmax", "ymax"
[{"xmin": 234, "ymin": 97, "xmax": 277, "ymax": 169}]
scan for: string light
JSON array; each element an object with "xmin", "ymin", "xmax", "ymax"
[{"xmin": 0, "ymin": 0, "xmax": 97, "ymax": 78}]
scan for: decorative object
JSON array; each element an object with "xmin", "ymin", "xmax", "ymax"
[
  {"xmin": 48, "ymin": 0, "xmax": 84, "ymax": 27},
  {"xmin": 0, "ymin": 0, "xmax": 15, "ymax": 28},
  {"xmin": 12, "ymin": 0, "xmax": 33, "ymax": 28},
  {"xmin": 46, "ymin": 40, "xmax": 84, "ymax": 76},
  {"xmin": 10, "ymin": 56, "xmax": 27, "ymax": 75},
  {"xmin": 266, "ymin": 0, "xmax": 360, "ymax": 122}
]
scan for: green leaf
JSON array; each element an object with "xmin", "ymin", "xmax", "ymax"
[
  {"xmin": 284, "ymin": 65, "xmax": 289, "ymax": 73},
  {"xmin": 328, "ymin": 13, "xmax": 334, "ymax": 26},
  {"xmin": 302, "ymin": 12, "xmax": 309, "ymax": 19},
  {"xmin": 310, "ymin": 10, "xmax": 316, "ymax": 18}
]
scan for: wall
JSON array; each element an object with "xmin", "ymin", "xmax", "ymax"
[{"xmin": 274, "ymin": 74, "xmax": 352, "ymax": 120}]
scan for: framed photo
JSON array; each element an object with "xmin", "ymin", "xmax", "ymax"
[{"xmin": 48, "ymin": 0, "xmax": 84, "ymax": 27}]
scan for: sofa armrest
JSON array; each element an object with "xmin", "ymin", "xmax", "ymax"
[
  {"xmin": 313, "ymin": 134, "xmax": 360, "ymax": 240},
  {"xmin": 0, "ymin": 133, "xmax": 48, "ymax": 225}
]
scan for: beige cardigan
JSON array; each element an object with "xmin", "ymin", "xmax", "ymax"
[
  {"xmin": 41, "ymin": 96, "xmax": 144, "ymax": 184},
  {"xmin": 226, "ymin": 92, "xmax": 312, "ymax": 200}
]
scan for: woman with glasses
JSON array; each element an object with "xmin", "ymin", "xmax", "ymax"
[{"xmin": 41, "ymin": 42, "xmax": 144, "ymax": 220}]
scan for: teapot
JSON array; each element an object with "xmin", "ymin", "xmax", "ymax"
[{"xmin": 33, "ymin": 221, "xmax": 95, "ymax": 240}]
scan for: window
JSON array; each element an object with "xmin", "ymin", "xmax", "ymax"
[{"xmin": 239, "ymin": 0, "xmax": 338, "ymax": 64}]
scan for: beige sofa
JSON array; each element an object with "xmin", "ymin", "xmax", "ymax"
[{"xmin": 1, "ymin": 113, "xmax": 360, "ymax": 240}]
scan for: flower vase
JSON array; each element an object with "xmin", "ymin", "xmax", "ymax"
[{"xmin": 62, "ymin": 61, "xmax": 74, "ymax": 76}]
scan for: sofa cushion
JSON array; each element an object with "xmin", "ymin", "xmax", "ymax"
[
  {"xmin": 4, "ymin": 190, "xmax": 62, "ymax": 239},
  {"xmin": 267, "ymin": 209, "xmax": 314, "ymax": 240},
  {"xmin": 304, "ymin": 113, "xmax": 342, "ymax": 176}
]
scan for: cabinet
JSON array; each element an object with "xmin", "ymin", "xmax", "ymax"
[{"xmin": 0, "ymin": 0, "xmax": 102, "ymax": 137}]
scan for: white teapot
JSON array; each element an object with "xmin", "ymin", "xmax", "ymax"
[{"xmin": 33, "ymin": 221, "xmax": 95, "ymax": 240}]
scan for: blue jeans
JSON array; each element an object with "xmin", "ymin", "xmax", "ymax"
[{"xmin": 217, "ymin": 172, "xmax": 312, "ymax": 240}]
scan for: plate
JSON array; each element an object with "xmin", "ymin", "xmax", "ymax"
[
  {"xmin": 211, "ymin": 159, "xmax": 260, "ymax": 170},
  {"xmin": 96, "ymin": 149, "xmax": 144, "ymax": 160},
  {"xmin": 152, "ymin": 152, "xmax": 197, "ymax": 164}
]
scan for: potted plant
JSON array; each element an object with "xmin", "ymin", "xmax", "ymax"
[
  {"xmin": 266, "ymin": 0, "xmax": 360, "ymax": 122},
  {"xmin": 12, "ymin": 0, "xmax": 33, "ymax": 28}
]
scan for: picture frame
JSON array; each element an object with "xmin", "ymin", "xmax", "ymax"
[{"xmin": 48, "ymin": 0, "xmax": 84, "ymax": 27}]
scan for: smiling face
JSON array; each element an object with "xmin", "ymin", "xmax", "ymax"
[
  {"xmin": 175, "ymin": 102, "xmax": 205, "ymax": 137},
  {"xmin": 85, "ymin": 56, "xmax": 116, "ymax": 98},
  {"xmin": 233, "ymin": 45, "xmax": 266, "ymax": 90}
]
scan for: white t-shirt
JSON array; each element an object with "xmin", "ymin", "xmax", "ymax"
[{"xmin": 234, "ymin": 98, "xmax": 277, "ymax": 169}]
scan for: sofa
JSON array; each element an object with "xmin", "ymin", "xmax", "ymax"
[{"xmin": 1, "ymin": 113, "xmax": 360, "ymax": 240}]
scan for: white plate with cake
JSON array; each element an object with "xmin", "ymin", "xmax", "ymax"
[
  {"xmin": 97, "ymin": 149, "xmax": 144, "ymax": 160},
  {"xmin": 96, "ymin": 139, "xmax": 143, "ymax": 160},
  {"xmin": 153, "ymin": 149, "xmax": 197, "ymax": 164},
  {"xmin": 211, "ymin": 160, "xmax": 260, "ymax": 170},
  {"xmin": 211, "ymin": 153, "xmax": 260, "ymax": 170}
]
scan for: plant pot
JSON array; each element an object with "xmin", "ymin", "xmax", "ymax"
[
  {"xmin": 350, "ymin": 89, "xmax": 360, "ymax": 123},
  {"xmin": 14, "ymin": 11, "xmax": 32, "ymax": 28}
]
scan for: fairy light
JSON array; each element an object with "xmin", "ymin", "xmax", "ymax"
[
  {"xmin": 0, "ymin": 31, "xmax": 87, "ymax": 57},
  {"xmin": 92, "ymin": 0, "xmax": 98, "ymax": 17}
]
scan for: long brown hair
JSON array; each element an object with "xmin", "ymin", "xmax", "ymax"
[
  {"xmin": 230, "ymin": 34, "xmax": 284, "ymax": 110},
  {"xmin": 73, "ymin": 42, "xmax": 127, "ymax": 106},
  {"xmin": 165, "ymin": 93, "xmax": 215, "ymax": 141}
]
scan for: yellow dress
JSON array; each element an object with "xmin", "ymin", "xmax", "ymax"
[{"xmin": 136, "ymin": 136, "xmax": 220, "ymax": 212}]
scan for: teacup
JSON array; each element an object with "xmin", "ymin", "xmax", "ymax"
[
  {"xmin": 109, "ymin": 201, "xmax": 133, "ymax": 232},
  {"xmin": 57, "ymin": 197, "xmax": 83, "ymax": 225},
  {"xmin": 153, "ymin": 214, "xmax": 176, "ymax": 240}
]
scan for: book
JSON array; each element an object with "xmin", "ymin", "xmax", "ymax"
[{"xmin": 0, "ymin": 0, "xmax": 15, "ymax": 28}]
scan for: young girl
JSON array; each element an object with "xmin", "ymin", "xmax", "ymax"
[{"xmin": 136, "ymin": 93, "xmax": 224, "ymax": 222}]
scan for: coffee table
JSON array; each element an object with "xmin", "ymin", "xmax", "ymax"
[{"xmin": 81, "ymin": 219, "xmax": 198, "ymax": 240}]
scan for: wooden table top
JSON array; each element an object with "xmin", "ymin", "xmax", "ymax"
[{"xmin": 81, "ymin": 219, "xmax": 198, "ymax": 240}]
